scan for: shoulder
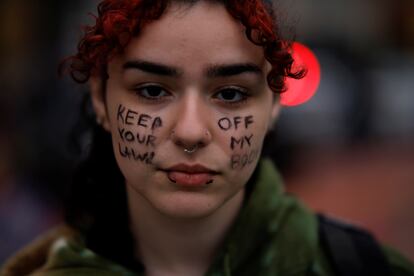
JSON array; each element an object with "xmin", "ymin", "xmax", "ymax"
[
  {"xmin": 315, "ymin": 214, "xmax": 414, "ymax": 276},
  {"xmin": 1, "ymin": 224, "xmax": 137, "ymax": 276},
  {"xmin": 1, "ymin": 224, "xmax": 78, "ymax": 276},
  {"xmin": 383, "ymin": 246, "xmax": 414, "ymax": 276}
]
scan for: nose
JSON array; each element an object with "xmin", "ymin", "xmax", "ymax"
[{"xmin": 170, "ymin": 92, "xmax": 212, "ymax": 151}]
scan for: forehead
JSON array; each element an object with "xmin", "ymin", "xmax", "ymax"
[{"xmin": 119, "ymin": 1, "xmax": 266, "ymax": 71}]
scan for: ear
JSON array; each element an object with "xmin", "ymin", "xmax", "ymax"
[{"xmin": 90, "ymin": 77, "xmax": 111, "ymax": 132}]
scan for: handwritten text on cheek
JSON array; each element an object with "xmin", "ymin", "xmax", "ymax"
[
  {"xmin": 116, "ymin": 104, "xmax": 163, "ymax": 164},
  {"xmin": 217, "ymin": 115, "xmax": 259, "ymax": 169}
]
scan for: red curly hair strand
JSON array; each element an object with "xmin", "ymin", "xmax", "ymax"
[{"xmin": 62, "ymin": 0, "xmax": 304, "ymax": 94}]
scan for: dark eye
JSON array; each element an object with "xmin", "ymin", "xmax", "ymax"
[
  {"xmin": 214, "ymin": 87, "xmax": 248, "ymax": 103},
  {"xmin": 136, "ymin": 84, "xmax": 170, "ymax": 100}
]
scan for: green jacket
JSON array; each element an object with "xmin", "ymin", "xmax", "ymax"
[{"xmin": 2, "ymin": 160, "xmax": 414, "ymax": 275}]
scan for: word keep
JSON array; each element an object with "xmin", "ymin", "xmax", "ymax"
[{"xmin": 117, "ymin": 104, "xmax": 162, "ymax": 130}]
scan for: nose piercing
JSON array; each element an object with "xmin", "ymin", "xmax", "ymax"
[{"xmin": 184, "ymin": 145, "xmax": 198, "ymax": 154}]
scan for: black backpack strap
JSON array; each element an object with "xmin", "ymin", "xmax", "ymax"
[{"xmin": 318, "ymin": 214, "xmax": 391, "ymax": 276}]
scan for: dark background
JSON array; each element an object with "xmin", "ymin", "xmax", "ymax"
[{"xmin": 1, "ymin": 0, "xmax": 413, "ymax": 264}]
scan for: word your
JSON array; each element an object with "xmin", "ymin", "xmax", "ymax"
[
  {"xmin": 118, "ymin": 128, "xmax": 156, "ymax": 147},
  {"xmin": 117, "ymin": 104, "xmax": 162, "ymax": 130},
  {"xmin": 230, "ymin": 149, "xmax": 260, "ymax": 170},
  {"xmin": 118, "ymin": 143, "xmax": 155, "ymax": 164},
  {"xmin": 230, "ymin": 134, "xmax": 253, "ymax": 150},
  {"xmin": 218, "ymin": 115, "xmax": 254, "ymax": 131}
]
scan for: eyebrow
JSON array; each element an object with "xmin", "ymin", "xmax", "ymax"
[
  {"xmin": 206, "ymin": 63, "xmax": 263, "ymax": 78},
  {"xmin": 123, "ymin": 60, "xmax": 182, "ymax": 77},
  {"xmin": 122, "ymin": 60, "xmax": 263, "ymax": 78}
]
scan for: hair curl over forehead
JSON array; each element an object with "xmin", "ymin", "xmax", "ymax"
[{"xmin": 62, "ymin": 0, "xmax": 304, "ymax": 94}]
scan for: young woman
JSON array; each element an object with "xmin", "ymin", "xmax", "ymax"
[{"xmin": 2, "ymin": 0, "xmax": 413, "ymax": 275}]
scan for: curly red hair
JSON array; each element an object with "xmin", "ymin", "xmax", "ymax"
[{"xmin": 62, "ymin": 0, "xmax": 304, "ymax": 94}]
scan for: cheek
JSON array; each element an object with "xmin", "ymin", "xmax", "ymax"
[
  {"xmin": 109, "ymin": 103, "xmax": 164, "ymax": 178},
  {"xmin": 215, "ymin": 114, "xmax": 268, "ymax": 171},
  {"xmin": 227, "ymin": 129, "xmax": 264, "ymax": 171}
]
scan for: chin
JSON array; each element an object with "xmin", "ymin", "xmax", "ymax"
[{"xmin": 151, "ymin": 191, "xmax": 226, "ymax": 220}]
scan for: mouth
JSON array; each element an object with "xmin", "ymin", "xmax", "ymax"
[{"xmin": 162, "ymin": 164, "xmax": 218, "ymax": 188}]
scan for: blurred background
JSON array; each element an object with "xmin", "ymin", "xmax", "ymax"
[{"xmin": 1, "ymin": 0, "xmax": 413, "ymax": 264}]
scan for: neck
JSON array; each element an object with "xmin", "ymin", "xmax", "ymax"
[{"xmin": 126, "ymin": 186, "xmax": 244, "ymax": 276}]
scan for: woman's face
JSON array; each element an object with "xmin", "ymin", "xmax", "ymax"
[{"xmin": 91, "ymin": 1, "xmax": 280, "ymax": 218}]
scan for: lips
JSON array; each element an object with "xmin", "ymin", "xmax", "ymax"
[{"xmin": 164, "ymin": 164, "xmax": 217, "ymax": 188}]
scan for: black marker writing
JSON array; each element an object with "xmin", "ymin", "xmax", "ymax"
[
  {"xmin": 151, "ymin": 117, "xmax": 163, "ymax": 130},
  {"xmin": 245, "ymin": 115, "xmax": 254, "ymax": 129},
  {"xmin": 137, "ymin": 114, "xmax": 151, "ymax": 128},
  {"xmin": 118, "ymin": 128, "xmax": 156, "ymax": 147},
  {"xmin": 118, "ymin": 143, "xmax": 155, "ymax": 164},
  {"xmin": 117, "ymin": 104, "xmax": 126, "ymax": 122},
  {"xmin": 125, "ymin": 109, "xmax": 138, "ymax": 125},
  {"xmin": 230, "ymin": 134, "xmax": 253, "ymax": 150},
  {"xmin": 117, "ymin": 104, "xmax": 163, "ymax": 130},
  {"xmin": 218, "ymin": 115, "xmax": 254, "ymax": 131},
  {"xmin": 230, "ymin": 149, "xmax": 259, "ymax": 170}
]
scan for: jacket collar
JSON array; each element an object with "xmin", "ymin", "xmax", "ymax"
[{"xmin": 207, "ymin": 159, "xmax": 318, "ymax": 275}]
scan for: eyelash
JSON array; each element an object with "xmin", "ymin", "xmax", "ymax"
[
  {"xmin": 213, "ymin": 86, "xmax": 250, "ymax": 106},
  {"xmin": 133, "ymin": 84, "xmax": 250, "ymax": 106},
  {"xmin": 134, "ymin": 83, "xmax": 172, "ymax": 103}
]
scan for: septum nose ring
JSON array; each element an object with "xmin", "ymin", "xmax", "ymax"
[
  {"xmin": 171, "ymin": 129, "xmax": 210, "ymax": 154},
  {"xmin": 183, "ymin": 145, "xmax": 198, "ymax": 154}
]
